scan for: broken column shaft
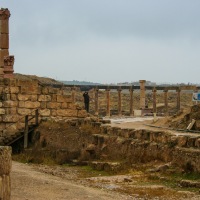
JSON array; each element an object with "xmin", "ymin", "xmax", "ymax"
[{"xmin": 139, "ymin": 80, "xmax": 146, "ymax": 109}]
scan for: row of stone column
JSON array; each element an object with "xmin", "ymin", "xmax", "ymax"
[
  {"xmin": 70, "ymin": 81, "xmax": 182, "ymax": 116},
  {"xmin": 0, "ymin": 8, "xmax": 14, "ymax": 78}
]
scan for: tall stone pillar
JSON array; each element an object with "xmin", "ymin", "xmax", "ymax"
[
  {"xmin": 3, "ymin": 55, "xmax": 14, "ymax": 78},
  {"xmin": 106, "ymin": 88, "xmax": 110, "ymax": 117},
  {"xmin": 152, "ymin": 88, "xmax": 157, "ymax": 113},
  {"xmin": 0, "ymin": 146, "xmax": 12, "ymax": 200},
  {"xmin": 139, "ymin": 80, "xmax": 146, "ymax": 109},
  {"xmin": 164, "ymin": 89, "xmax": 169, "ymax": 115},
  {"xmin": 94, "ymin": 87, "xmax": 99, "ymax": 115},
  {"xmin": 0, "ymin": 8, "xmax": 10, "ymax": 78},
  {"xmin": 129, "ymin": 86, "xmax": 133, "ymax": 116},
  {"xmin": 118, "ymin": 87, "xmax": 122, "ymax": 116},
  {"xmin": 176, "ymin": 88, "xmax": 181, "ymax": 111},
  {"xmin": 71, "ymin": 86, "xmax": 76, "ymax": 103}
]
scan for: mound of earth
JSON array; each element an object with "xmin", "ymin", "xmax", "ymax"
[{"xmin": 154, "ymin": 104, "xmax": 200, "ymax": 131}]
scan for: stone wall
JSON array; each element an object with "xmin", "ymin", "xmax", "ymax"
[
  {"xmin": 76, "ymin": 118, "xmax": 200, "ymax": 173},
  {"xmin": 0, "ymin": 78, "xmax": 87, "ymax": 132},
  {"xmin": 0, "ymin": 146, "xmax": 12, "ymax": 200}
]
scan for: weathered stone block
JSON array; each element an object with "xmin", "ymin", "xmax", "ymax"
[
  {"xmin": 39, "ymin": 109, "xmax": 51, "ymax": 116},
  {"xmin": 48, "ymin": 87, "xmax": 59, "ymax": 94},
  {"xmin": 0, "ymin": 108, "xmax": 5, "ymax": 115},
  {"xmin": 19, "ymin": 101, "xmax": 25, "ymax": 108},
  {"xmin": 57, "ymin": 95, "xmax": 72, "ymax": 103},
  {"xmin": 11, "ymin": 94, "xmax": 17, "ymax": 101},
  {"xmin": 10, "ymin": 86, "xmax": 19, "ymax": 93},
  {"xmin": 17, "ymin": 108, "xmax": 32, "ymax": 115},
  {"xmin": 38, "ymin": 95, "xmax": 51, "ymax": 102},
  {"xmin": 0, "ymin": 19, "xmax": 9, "ymax": 33},
  {"xmin": 21, "ymin": 85, "xmax": 39, "ymax": 95},
  {"xmin": 0, "ymin": 102, "xmax": 2, "ymax": 107},
  {"xmin": 0, "ymin": 33, "xmax": 9, "ymax": 49},
  {"xmin": 0, "ymin": 146, "xmax": 12, "ymax": 176},
  {"xmin": 5, "ymin": 107, "xmax": 17, "ymax": 115},
  {"xmin": 61, "ymin": 102, "xmax": 77, "ymax": 109},
  {"xmin": 47, "ymin": 102, "xmax": 61, "ymax": 109},
  {"xmin": 3, "ymin": 87, "xmax": 9, "ymax": 93},
  {"xmin": 40, "ymin": 102, "xmax": 47, "ymax": 109},
  {"xmin": 24, "ymin": 101, "xmax": 40, "ymax": 109},
  {"xmin": 41, "ymin": 87, "xmax": 48, "ymax": 94},
  {"xmin": 18, "ymin": 94, "xmax": 38, "ymax": 101},
  {"xmin": 3, "ymin": 100, "xmax": 18, "ymax": 108},
  {"xmin": 56, "ymin": 109, "xmax": 78, "ymax": 117},
  {"xmin": 51, "ymin": 94, "xmax": 57, "ymax": 101},
  {"xmin": 3, "ymin": 114, "xmax": 19, "ymax": 122},
  {"xmin": 2, "ymin": 175, "xmax": 11, "ymax": 200}
]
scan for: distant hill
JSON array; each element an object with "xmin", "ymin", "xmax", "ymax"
[{"xmin": 60, "ymin": 80, "xmax": 101, "ymax": 86}]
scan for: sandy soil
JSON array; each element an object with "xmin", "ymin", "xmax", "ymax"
[{"xmin": 11, "ymin": 161, "xmax": 132, "ymax": 200}]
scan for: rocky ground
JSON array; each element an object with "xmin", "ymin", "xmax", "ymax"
[{"xmin": 11, "ymin": 159, "xmax": 200, "ymax": 200}]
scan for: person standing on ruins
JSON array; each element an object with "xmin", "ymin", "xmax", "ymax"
[{"xmin": 83, "ymin": 91, "xmax": 90, "ymax": 112}]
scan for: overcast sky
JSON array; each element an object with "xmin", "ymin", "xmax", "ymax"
[{"xmin": 1, "ymin": 0, "xmax": 200, "ymax": 84}]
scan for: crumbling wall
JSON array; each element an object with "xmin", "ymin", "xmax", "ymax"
[
  {"xmin": 0, "ymin": 78, "xmax": 87, "ymax": 132},
  {"xmin": 0, "ymin": 146, "xmax": 12, "ymax": 200}
]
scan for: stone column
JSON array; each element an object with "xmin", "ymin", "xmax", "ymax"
[
  {"xmin": 0, "ymin": 8, "xmax": 10, "ymax": 78},
  {"xmin": 129, "ymin": 86, "xmax": 133, "ymax": 116},
  {"xmin": 0, "ymin": 146, "xmax": 12, "ymax": 200},
  {"xmin": 71, "ymin": 86, "xmax": 76, "ymax": 103},
  {"xmin": 152, "ymin": 88, "xmax": 157, "ymax": 113},
  {"xmin": 3, "ymin": 55, "xmax": 14, "ymax": 78},
  {"xmin": 118, "ymin": 87, "xmax": 122, "ymax": 116},
  {"xmin": 176, "ymin": 88, "xmax": 181, "ymax": 111},
  {"xmin": 139, "ymin": 80, "xmax": 146, "ymax": 109},
  {"xmin": 106, "ymin": 88, "xmax": 110, "ymax": 117},
  {"xmin": 164, "ymin": 89, "xmax": 169, "ymax": 115},
  {"xmin": 94, "ymin": 87, "xmax": 99, "ymax": 115}
]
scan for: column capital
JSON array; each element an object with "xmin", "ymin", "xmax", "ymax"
[
  {"xmin": 117, "ymin": 86, "xmax": 122, "ymax": 91},
  {"xmin": 152, "ymin": 87, "xmax": 157, "ymax": 92},
  {"xmin": 0, "ymin": 8, "xmax": 10, "ymax": 20},
  {"xmin": 176, "ymin": 88, "xmax": 181, "ymax": 92},
  {"xmin": 4, "ymin": 55, "xmax": 14, "ymax": 66},
  {"xmin": 139, "ymin": 80, "xmax": 146, "ymax": 83}
]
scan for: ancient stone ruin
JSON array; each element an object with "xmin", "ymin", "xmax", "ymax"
[{"xmin": 0, "ymin": 8, "xmax": 14, "ymax": 78}]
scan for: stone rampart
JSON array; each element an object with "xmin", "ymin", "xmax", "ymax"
[
  {"xmin": 76, "ymin": 118, "xmax": 200, "ymax": 173},
  {"xmin": 0, "ymin": 78, "xmax": 87, "ymax": 132},
  {"xmin": 0, "ymin": 146, "xmax": 12, "ymax": 200}
]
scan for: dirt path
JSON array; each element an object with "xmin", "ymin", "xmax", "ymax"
[{"xmin": 11, "ymin": 161, "xmax": 132, "ymax": 200}]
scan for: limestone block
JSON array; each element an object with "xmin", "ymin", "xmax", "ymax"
[
  {"xmin": 177, "ymin": 136, "xmax": 188, "ymax": 147},
  {"xmin": 0, "ymin": 33, "xmax": 9, "ymax": 49},
  {"xmin": 0, "ymin": 19, "xmax": 9, "ymax": 34},
  {"xmin": 40, "ymin": 102, "xmax": 47, "ymax": 109},
  {"xmin": 41, "ymin": 87, "xmax": 48, "ymax": 94},
  {"xmin": 24, "ymin": 101, "xmax": 40, "ymax": 109},
  {"xmin": 0, "ymin": 108, "xmax": 5, "ymax": 115},
  {"xmin": 19, "ymin": 101, "xmax": 25, "ymax": 108},
  {"xmin": 3, "ymin": 87, "xmax": 9, "ymax": 93},
  {"xmin": 18, "ymin": 94, "xmax": 38, "ymax": 101},
  {"xmin": 48, "ymin": 87, "xmax": 59, "ymax": 94},
  {"xmin": 0, "ymin": 102, "xmax": 2, "ymax": 107},
  {"xmin": 21, "ymin": 85, "xmax": 39, "ymax": 95},
  {"xmin": 0, "ymin": 67, "xmax": 4, "ymax": 76},
  {"xmin": 2, "ymin": 175, "xmax": 11, "ymax": 200},
  {"xmin": 55, "ymin": 109, "xmax": 78, "ymax": 117},
  {"xmin": 0, "ymin": 176, "xmax": 2, "ymax": 199},
  {"xmin": 47, "ymin": 102, "xmax": 61, "ymax": 109},
  {"xmin": 3, "ymin": 100, "xmax": 18, "ymax": 108},
  {"xmin": 57, "ymin": 95, "xmax": 72, "ymax": 103},
  {"xmin": 38, "ymin": 95, "xmax": 51, "ymax": 102},
  {"xmin": 5, "ymin": 107, "xmax": 17, "ymax": 115},
  {"xmin": 11, "ymin": 94, "xmax": 17, "ymax": 101},
  {"xmin": 195, "ymin": 138, "xmax": 200, "ymax": 148},
  {"xmin": 39, "ymin": 109, "xmax": 51, "ymax": 116},
  {"xmin": 17, "ymin": 108, "xmax": 32, "ymax": 115},
  {"xmin": 0, "ymin": 146, "xmax": 12, "ymax": 176},
  {"xmin": 52, "ymin": 94, "xmax": 57, "ymax": 101},
  {"xmin": 61, "ymin": 102, "xmax": 76, "ymax": 109},
  {"xmin": 3, "ymin": 114, "xmax": 19, "ymax": 122},
  {"xmin": 10, "ymin": 87, "xmax": 19, "ymax": 94}
]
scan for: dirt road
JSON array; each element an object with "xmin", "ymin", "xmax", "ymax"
[{"xmin": 11, "ymin": 161, "xmax": 132, "ymax": 200}]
